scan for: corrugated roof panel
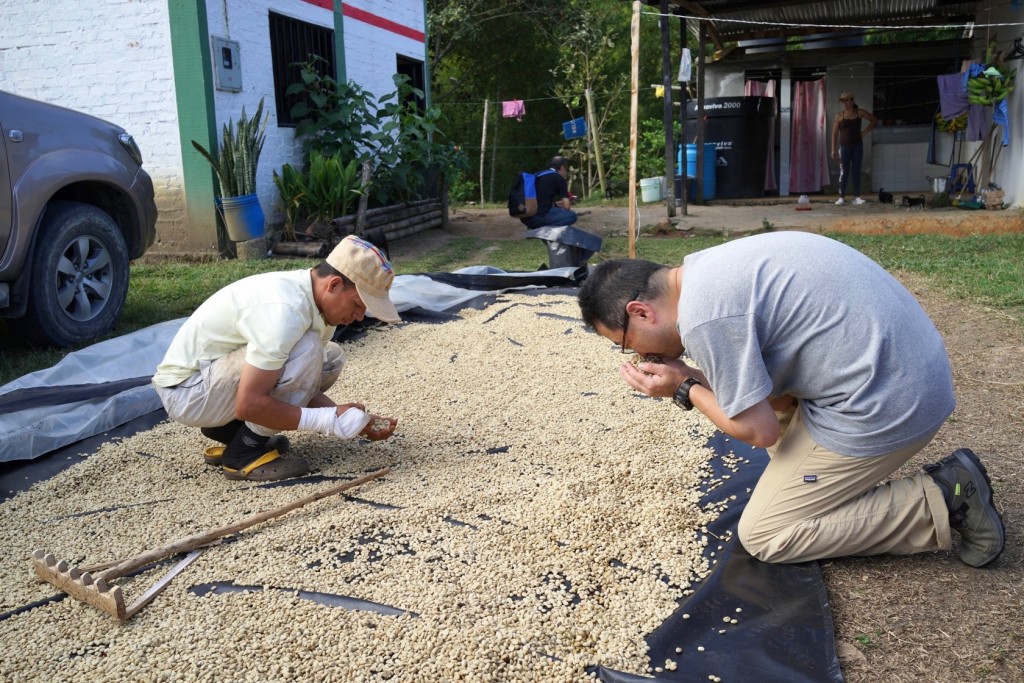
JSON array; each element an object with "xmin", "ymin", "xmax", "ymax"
[{"xmin": 657, "ymin": 1, "xmax": 979, "ymax": 44}]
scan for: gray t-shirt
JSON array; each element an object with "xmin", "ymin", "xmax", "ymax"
[{"xmin": 678, "ymin": 232, "xmax": 954, "ymax": 457}]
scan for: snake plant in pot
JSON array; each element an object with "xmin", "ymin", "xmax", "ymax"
[{"xmin": 192, "ymin": 98, "xmax": 268, "ymax": 241}]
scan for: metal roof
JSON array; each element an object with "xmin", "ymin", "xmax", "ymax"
[{"xmin": 652, "ymin": 1, "xmax": 980, "ymax": 52}]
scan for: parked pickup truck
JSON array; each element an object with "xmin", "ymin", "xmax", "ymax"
[{"xmin": 0, "ymin": 91, "xmax": 157, "ymax": 347}]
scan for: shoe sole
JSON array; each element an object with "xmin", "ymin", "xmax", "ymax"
[
  {"xmin": 222, "ymin": 452, "xmax": 310, "ymax": 482},
  {"xmin": 951, "ymin": 448, "xmax": 1005, "ymax": 567}
]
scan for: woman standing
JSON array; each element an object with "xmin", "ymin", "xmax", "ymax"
[{"xmin": 831, "ymin": 91, "xmax": 878, "ymax": 205}]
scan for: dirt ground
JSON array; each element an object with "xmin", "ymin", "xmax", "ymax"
[{"xmin": 390, "ymin": 199, "xmax": 1024, "ymax": 682}]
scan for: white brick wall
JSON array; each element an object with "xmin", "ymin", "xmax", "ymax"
[
  {"xmin": 0, "ymin": 0, "xmax": 427, "ymax": 252},
  {"xmin": 344, "ymin": 0, "xmax": 426, "ymax": 100},
  {"xmin": 0, "ymin": 0, "xmax": 187, "ymax": 248},
  {"xmin": 207, "ymin": 0, "xmax": 426, "ymax": 229}
]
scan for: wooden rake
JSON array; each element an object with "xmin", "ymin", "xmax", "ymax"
[{"xmin": 31, "ymin": 467, "xmax": 390, "ymax": 624}]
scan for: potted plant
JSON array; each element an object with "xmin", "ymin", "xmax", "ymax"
[{"xmin": 192, "ymin": 98, "xmax": 268, "ymax": 241}]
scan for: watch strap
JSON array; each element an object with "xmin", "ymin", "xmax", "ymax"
[{"xmin": 673, "ymin": 378, "xmax": 701, "ymax": 411}]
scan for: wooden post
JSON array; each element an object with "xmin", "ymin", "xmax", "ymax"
[
  {"xmin": 585, "ymin": 88, "xmax": 608, "ymax": 199},
  {"xmin": 489, "ymin": 91, "xmax": 500, "ymax": 204},
  {"xmin": 678, "ymin": 13, "xmax": 688, "ymax": 216},
  {"xmin": 480, "ymin": 98, "xmax": 489, "ymax": 205},
  {"xmin": 628, "ymin": 0, "xmax": 641, "ymax": 259},
  {"xmin": 659, "ymin": 0, "xmax": 676, "ymax": 217},
  {"xmin": 696, "ymin": 20, "xmax": 707, "ymax": 205},
  {"xmin": 356, "ymin": 160, "xmax": 373, "ymax": 235}
]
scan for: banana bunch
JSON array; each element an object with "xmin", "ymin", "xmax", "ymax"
[
  {"xmin": 967, "ymin": 65, "xmax": 1016, "ymax": 106},
  {"xmin": 967, "ymin": 39, "xmax": 1015, "ymax": 105},
  {"xmin": 935, "ymin": 111, "xmax": 967, "ymax": 133}
]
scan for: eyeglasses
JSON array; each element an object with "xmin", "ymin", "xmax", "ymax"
[{"xmin": 620, "ymin": 290, "xmax": 639, "ymax": 354}]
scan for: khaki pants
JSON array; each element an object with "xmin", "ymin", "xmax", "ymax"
[
  {"xmin": 737, "ymin": 406, "xmax": 952, "ymax": 563},
  {"xmin": 153, "ymin": 333, "xmax": 345, "ymax": 438}
]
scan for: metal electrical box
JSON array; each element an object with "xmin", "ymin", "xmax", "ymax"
[{"xmin": 211, "ymin": 36, "xmax": 241, "ymax": 92}]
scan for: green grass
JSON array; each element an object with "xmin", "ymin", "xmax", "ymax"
[
  {"xmin": 826, "ymin": 232, "xmax": 1024, "ymax": 310},
  {"xmin": 1, "ymin": 230, "xmax": 1021, "ymax": 386}
]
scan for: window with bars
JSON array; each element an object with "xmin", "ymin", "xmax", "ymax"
[{"xmin": 269, "ymin": 11, "xmax": 335, "ymax": 127}]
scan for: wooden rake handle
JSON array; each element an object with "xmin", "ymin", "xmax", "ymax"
[
  {"xmin": 32, "ymin": 467, "xmax": 390, "ymax": 622},
  {"xmin": 98, "ymin": 467, "xmax": 391, "ymax": 580}
]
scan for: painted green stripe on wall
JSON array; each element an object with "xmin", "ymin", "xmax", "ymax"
[
  {"xmin": 167, "ymin": 0, "xmax": 223, "ymax": 251},
  {"xmin": 334, "ymin": 0, "xmax": 346, "ymax": 82}
]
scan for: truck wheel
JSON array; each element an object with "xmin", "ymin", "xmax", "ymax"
[{"xmin": 17, "ymin": 201, "xmax": 130, "ymax": 347}]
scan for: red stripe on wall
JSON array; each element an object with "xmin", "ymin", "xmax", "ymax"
[
  {"xmin": 343, "ymin": 3, "xmax": 425, "ymax": 42},
  {"xmin": 299, "ymin": 1, "xmax": 425, "ymax": 43}
]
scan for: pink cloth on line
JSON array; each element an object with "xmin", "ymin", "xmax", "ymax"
[{"xmin": 502, "ymin": 100, "xmax": 526, "ymax": 121}]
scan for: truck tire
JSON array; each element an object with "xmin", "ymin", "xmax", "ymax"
[{"xmin": 16, "ymin": 201, "xmax": 130, "ymax": 347}]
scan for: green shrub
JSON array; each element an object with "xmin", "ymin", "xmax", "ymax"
[
  {"xmin": 287, "ymin": 59, "xmax": 467, "ymax": 208},
  {"xmin": 273, "ymin": 150, "xmax": 364, "ymax": 240}
]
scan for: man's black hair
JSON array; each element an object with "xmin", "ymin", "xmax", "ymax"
[
  {"xmin": 313, "ymin": 261, "xmax": 354, "ymax": 287},
  {"xmin": 577, "ymin": 259, "xmax": 668, "ymax": 332},
  {"xmin": 550, "ymin": 155, "xmax": 569, "ymax": 171}
]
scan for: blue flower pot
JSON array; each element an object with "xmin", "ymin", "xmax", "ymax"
[{"xmin": 218, "ymin": 194, "xmax": 265, "ymax": 241}]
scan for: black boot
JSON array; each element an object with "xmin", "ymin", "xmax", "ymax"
[
  {"xmin": 201, "ymin": 420, "xmax": 243, "ymax": 445},
  {"xmin": 221, "ymin": 424, "xmax": 309, "ymax": 481}
]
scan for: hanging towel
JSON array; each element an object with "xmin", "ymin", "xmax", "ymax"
[
  {"xmin": 678, "ymin": 48, "xmax": 692, "ymax": 82},
  {"xmin": 654, "ymin": 85, "xmax": 664, "ymax": 98},
  {"xmin": 502, "ymin": 100, "xmax": 526, "ymax": 121}
]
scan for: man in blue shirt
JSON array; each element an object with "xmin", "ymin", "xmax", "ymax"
[{"xmin": 519, "ymin": 156, "xmax": 578, "ymax": 229}]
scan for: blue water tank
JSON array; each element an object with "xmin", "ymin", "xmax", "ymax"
[{"xmin": 677, "ymin": 143, "xmax": 716, "ymax": 201}]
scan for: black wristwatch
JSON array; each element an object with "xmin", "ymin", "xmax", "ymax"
[{"xmin": 672, "ymin": 378, "xmax": 701, "ymax": 411}]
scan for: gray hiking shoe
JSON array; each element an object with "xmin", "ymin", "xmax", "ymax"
[{"xmin": 923, "ymin": 448, "xmax": 1005, "ymax": 567}]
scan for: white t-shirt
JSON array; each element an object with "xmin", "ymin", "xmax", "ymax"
[
  {"xmin": 678, "ymin": 232, "xmax": 955, "ymax": 457},
  {"xmin": 153, "ymin": 269, "xmax": 333, "ymax": 387}
]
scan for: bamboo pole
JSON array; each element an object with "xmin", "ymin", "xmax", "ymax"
[
  {"xmin": 480, "ymin": 98, "xmax": 489, "ymax": 204},
  {"xmin": 696, "ymin": 20, "xmax": 707, "ymax": 205},
  {"xmin": 628, "ymin": 0, "xmax": 641, "ymax": 259},
  {"xmin": 659, "ymin": 0, "xmax": 676, "ymax": 217},
  {"xmin": 585, "ymin": 88, "xmax": 607, "ymax": 198},
  {"xmin": 489, "ymin": 90, "xmax": 500, "ymax": 204},
  {"xmin": 678, "ymin": 14, "xmax": 688, "ymax": 216}
]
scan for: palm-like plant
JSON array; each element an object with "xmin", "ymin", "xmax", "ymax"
[{"xmin": 192, "ymin": 98, "xmax": 268, "ymax": 198}]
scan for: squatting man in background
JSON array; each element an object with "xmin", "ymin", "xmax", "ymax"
[
  {"xmin": 518, "ymin": 155, "xmax": 578, "ymax": 230},
  {"xmin": 152, "ymin": 235, "xmax": 399, "ymax": 482},
  {"xmin": 577, "ymin": 231, "xmax": 1005, "ymax": 568}
]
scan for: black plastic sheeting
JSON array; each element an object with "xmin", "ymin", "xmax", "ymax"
[
  {"xmin": 592, "ymin": 433, "xmax": 843, "ymax": 683},
  {"xmin": 188, "ymin": 581, "xmax": 416, "ymax": 618}
]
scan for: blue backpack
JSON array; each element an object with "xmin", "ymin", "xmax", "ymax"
[{"xmin": 507, "ymin": 169, "xmax": 557, "ymax": 217}]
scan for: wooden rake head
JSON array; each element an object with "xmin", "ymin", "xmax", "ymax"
[{"xmin": 32, "ymin": 551, "xmax": 126, "ymax": 623}]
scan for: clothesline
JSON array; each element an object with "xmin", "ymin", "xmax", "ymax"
[
  {"xmin": 639, "ymin": 8, "xmax": 1024, "ymax": 31},
  {"xmin": 433, "ymin": 90, "xmax": 620, "ymax": 108}
]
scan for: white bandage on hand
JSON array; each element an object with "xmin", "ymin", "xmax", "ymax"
[
  {"xmin": 298, "ymin": 406, "xmax": 371, "ymax": 439},
  {"xmin": 334, "ymin": 407, "xmax": 371, "ymax": 439},
  {"xmin": 298, "ymin": 406, "xmax": 337, "ymax": 436}
]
